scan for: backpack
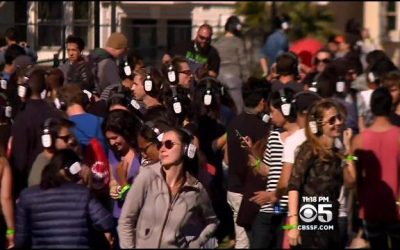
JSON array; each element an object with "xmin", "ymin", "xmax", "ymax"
[
  {"xmin": 85, "ymin": 49, "xmax": 113, "ymax": 95},
  {"xmin": 83, "ymin": 137, "xmax": 110, "ymax": 190}
]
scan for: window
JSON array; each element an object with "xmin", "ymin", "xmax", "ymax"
[
  {"xmin": 38, "ymin": 1, "xmax": 63, "ymax": 47},
  {"xmin": 73, "ymin": 2, "xmax": 90, "ymax": 48},
  {"xmin": 386, "ymin": 2, "xmax": 396, "ymax": 31},
  {"xmin": 167, "ymin": 20, "xmax": 192, "ymax": 51},
  {"xmin": 14, "ymin": 1, "xmax": 27, "ymax": 43},
  {"xmin": 131, "ymin": 19, "xmax": 157, "ymax": 66}
]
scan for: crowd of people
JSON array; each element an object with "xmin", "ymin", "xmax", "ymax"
[{"xmin": 0, "ymin": 13, "xmax": 398, "ymax": 249}]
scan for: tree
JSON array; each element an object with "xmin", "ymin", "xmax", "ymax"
[{"xmin": 235, "ymin": 2, "xmax": 337, "ymax": 43}]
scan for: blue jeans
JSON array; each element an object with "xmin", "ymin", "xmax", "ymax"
[
  {"xmin": 364, "ymin": 220, "xmax": 400, "ymax": 249},
  {"xmin": 250, "ymin": 212, "xmax": 286, "ymax": 249}
]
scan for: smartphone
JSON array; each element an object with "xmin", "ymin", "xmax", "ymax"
[{"xmin": 235, "ymin": 129, "xmax": 243, "ymax": 138}]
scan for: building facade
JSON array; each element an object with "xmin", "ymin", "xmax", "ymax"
[{"xmin": 0, "ymin": 1, "xmax": 398, "ymax": 67}]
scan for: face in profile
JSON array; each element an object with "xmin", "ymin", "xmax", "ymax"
[
  {"xmin": 132, "ymin": 74, "xmax": 146, "ymax": 101},
  {"xmin": 159, "ymin": 131, "xmax": 184, "ymax": 167},
  {"xmin": 178, "ymin": 62, "xmax": 193, "ymax": 89},
  {"xmin": 138, "ymin": 135, "xmax": 159, "ymax": 164}
]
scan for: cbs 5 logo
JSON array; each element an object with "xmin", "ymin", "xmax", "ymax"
[{"xmin": 299, "ymin": 204, "xmax": 332, "ymax": 223}]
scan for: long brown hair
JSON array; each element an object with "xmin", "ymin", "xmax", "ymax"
[{"xmin": 304, "ymin": 99, "xmax": 345, "ymax": 161}]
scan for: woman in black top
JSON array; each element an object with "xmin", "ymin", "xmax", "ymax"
[{"xmin": 287, "ymin": 99, "xmax": 352, "ymax": 249}]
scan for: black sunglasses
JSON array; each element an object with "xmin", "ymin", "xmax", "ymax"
[
  {"xmin": 323, "ymin": 114, "xmax": 343, "ymax": 126},
  {"xmin": 314, "ymin": 58, "xmax": 331, "ymax": 65},
  {"xmin": 157, "ymin": 140, "xmax": 180, "ymax": 150},
  {"xmin": 56, "ymin": 134, "xmax": 73, "ymax": 143}
]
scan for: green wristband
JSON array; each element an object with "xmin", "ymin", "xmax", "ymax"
[
  {"xmin": 282, "ymin": 224, "xmax": 298, "ymax": 230},
  {"xmin": 345, "ymin": 155, "xmax": 358, "ymax": 161},
  {"xmin": 253, "ymin": 159, "xmax": 261, "ymax": 171},
  {"xmin": 6, "ymin": 229, "xmax": 14, "ymax": 236}
]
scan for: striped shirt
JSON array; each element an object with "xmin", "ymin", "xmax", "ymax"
[{"xmin": 260, "ymin": 130, "xmax": 288, "ymax": 213}]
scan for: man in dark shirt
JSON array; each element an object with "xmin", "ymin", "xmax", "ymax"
[
  {"xmin": 226, "ymin": 77, "xmax": 270, "ymax": 248},
  {"xmin": 162, "ymin": 24, "xmax": 221, "ymax": 78},
  {"xmin": 270, "ymin": 52, "xmax": 304, "ymax": 94},
  {"xmin": 10, "ymin": 67, "xmax": 63, "ymax": 197}
]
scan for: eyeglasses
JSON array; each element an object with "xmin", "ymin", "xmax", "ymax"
[
  {"xmin": 56, "ymin": 134, "xmax": 74, "ymax": 143},
  {"xmin": 139, "ymin": 142, "xmax": 154, "ymax": 154},
  {"xmin": 178, "ymin": 70, "xmax": 192, "ymax": 76},
  {"xmin": 157, "ymin": 140, "xmax": 180, "ymax": 150},
  {"xmin": 322, "ymin": 114, "xmax": 343, "ymax": 126},
  {"xmin": 198, "ymin": 34, "xmax": 211, "ymax": 42},
  {"xmin": 314, "ymin": 58, "xmax": 331, "ymax": 65}
]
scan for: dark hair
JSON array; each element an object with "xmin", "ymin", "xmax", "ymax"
[
  {"xmin": 367, "ymin": 59, "xmax": 398, "ymax": 84},
  {"xmin": 119, "ymin": 51, "xmax": 145, "ymax": 79},
  {"xmin": 143, "ymin": 105, "xmax": 177, "ymax": 126},
  {"xmin": 242, "ymin": 77, "xmax": 270, "ymax": 108},
  {"xmin": 102, "ymin": 109, "xmax": 142, "ymax": 149},
  {"xmin": 5, "ymin": 27, "xmax": 18, "ymax": 41},
  {"xmin": 163, "ymin": 85, "xmax": 193, "ymax": 126},
  {"xmin": 370, "ymin": 87, "xmax": 392, "ymax": 116},
  {"xmin": 192, "ymin": 77, "xmax": 223, "ymax": 121},
  {"xmin": 168, "ymin": 127, "xmax": 199, "ymax": 176},
  {"xmin": 366, "ymin": 50, "xmax": 390, "ymax": 68},
  {"xmin": 382, "ymin": 70, "xmax": 400, "ymax": 90},
  {"xmin": 4, "ymin": 44, "xmax": 26, "ymax": 65},
  {"xmin": 276, "ymin": 52, "xmax": 299, "ymax": 76},
  {"xmin": 66, "ymin": 35, "xmax": 85, "ymax": 51},
  {"xmin": 28, "ymin": 69, "xmax": 47, "ymax": 96},
  {"xmin": 43, "ymin": 117, "xmax": 75, "ymax": 146},
  {"xmin": 225, "ymin": 15, "xmax": 242, "ymax": 37},
  {"xmin": 139, "ymin": 119, "xmax": 172, "ymax": 146},
  {"xmin": 40, "ymin": 149, "xmax": 82, "ymax": 189},
  {"xmin": 270, "ymin": 87, "xmax": 297, "ymax": 122}
]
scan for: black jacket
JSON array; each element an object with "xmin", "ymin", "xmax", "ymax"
[{"xmin": 16, "ymin": 183, "xmax": 114, "ymax": 249}]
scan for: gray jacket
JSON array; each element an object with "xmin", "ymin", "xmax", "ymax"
[{"xmin": 118, "ymin": 162, "xmax": 219, "ymax": 249}]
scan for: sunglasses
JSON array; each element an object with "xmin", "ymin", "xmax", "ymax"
[
  {"xmin": 178, "ymin": 70, "xmax": 192, "ymax": 76},
  {"xmin": 56, "ymin": 134, "xmax": 74, "ymax": 143},
  {"xmin": 139, "ymin": 142, "xmax": 154, "ymax": 154},
  {"xmin": 314, "ymin": 58, "xmax": 331, "ymax": 65},
  {"xmin": 198, "ymin": 34, "xmax": 211, "ymax": 42},
  {"xmin": 323, "ymin": 114, "xmax": 343, "ymax": 126},
  {"xmin": 157, "ymin": 140, "xmax": 180, "ymax": 150}
]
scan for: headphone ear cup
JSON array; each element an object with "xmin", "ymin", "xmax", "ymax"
[{"xmin": 144, "ymin": 75, "xmax": 153, "ymax": 92}]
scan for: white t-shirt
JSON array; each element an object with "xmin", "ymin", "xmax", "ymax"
[{"xmin": 282, "ymin": 128, "xmax": 306, "ymax": 164}]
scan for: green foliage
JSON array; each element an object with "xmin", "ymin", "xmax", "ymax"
[{"xmin": 235, "ymin": 2, "xmax": 337, "ymax": 43}]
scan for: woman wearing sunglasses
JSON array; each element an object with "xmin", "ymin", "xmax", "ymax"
[
  {"xmin": 118, "ymin": 127, "xmax": 219, "ymax": 249},
  {"xmin": 286, "ymin": 99, "xmax": 353, "ymax": 248}
]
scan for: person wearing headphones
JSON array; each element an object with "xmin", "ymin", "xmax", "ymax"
[
  {"xmin": 15, "ymin": 149, "xmax": 115, "ymax": 249},
  {"xmin": 131, "ymin": 67, "xmax": 165, "ymax": 113},
  {"xmin": 214, "ymin": 15, "xmax": 249, "ymax": 114},
  {"xmin": 271, "ymin": 52, "xmax": 304, "ymax": 94},
  {"xmin": 260, "ymin": 15, "xmax": 291, "ymax": 78},
  {"xmin": 28, "ymin": 117, "xmax": 79, "ymax": 187},
  {"xmin": 118, "ymin": 126, "xmax": 218, "ymax": 248},
  {"xmin": 10, "ymin": 67, "xmax": 63, "ymax": 198}
]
